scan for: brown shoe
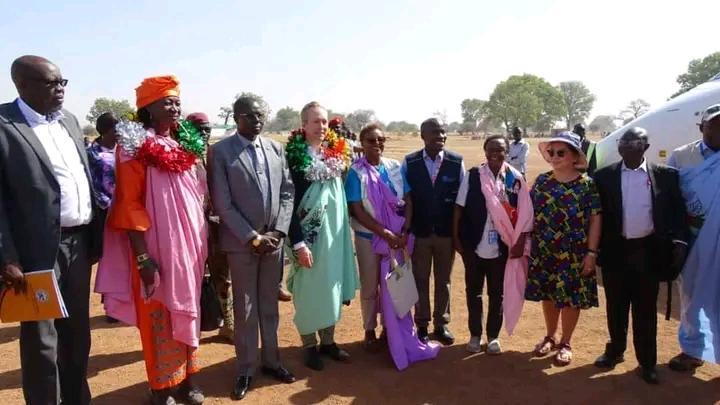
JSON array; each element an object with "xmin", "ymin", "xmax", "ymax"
[
  {"xmin": 669, "ymin": 352, "xmax": 704, "ymax": 372},
  {"xmin": 278, "ymin": 287, "xmax": 292, "ymax": 302}
]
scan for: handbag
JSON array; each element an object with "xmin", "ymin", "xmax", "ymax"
[
  {"xmin": 385, "ymin": 249, "xmax": 419, "ymax": 318},
  {"xmin": 200, "ymin": 274, "xmax": 224, "ymax": 331}
]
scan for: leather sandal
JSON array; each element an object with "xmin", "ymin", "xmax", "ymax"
[{"xmin": 533, "ymin": 336, "xmax": 556, "ymax": 357}]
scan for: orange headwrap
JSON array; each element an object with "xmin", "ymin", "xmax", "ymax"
[{"xmin": 135, "ymin": 75, "xmax": 180, "ymax": 109}]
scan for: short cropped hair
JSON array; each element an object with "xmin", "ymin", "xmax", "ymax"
[{"xmin": 300, "ymin": 101, "xmax": 326, "ymax": 124}]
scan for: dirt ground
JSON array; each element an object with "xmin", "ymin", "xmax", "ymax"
[{"xmin": 1, "ymin": 135, "xmax": 719, "ymax": 404}]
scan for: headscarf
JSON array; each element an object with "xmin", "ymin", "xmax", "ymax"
[{"xmin": 135, "ymin": 75, "xmax": 180, "ymax": 109}]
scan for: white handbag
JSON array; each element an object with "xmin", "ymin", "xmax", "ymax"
[{"xmin": 385, "ymin": 249, "xmax": 419, "ymax": 318}]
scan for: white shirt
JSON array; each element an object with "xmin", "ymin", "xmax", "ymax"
[
  {"xmin": 455, "ymin": 168, "xmax": 502, "ymax": 259},
  {"xmin": 17, "ymin": 98, "xmax": 92, "ymax": 227},
  {"xmin": 508, "ymin": 139, "xmax": 529, "ymax": 174},
  {"xmin": 621, "ymin": 159, "xmax": 654, "ymax": 239}
]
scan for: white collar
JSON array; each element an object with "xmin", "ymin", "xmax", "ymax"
[
  {"xmin": 16, "ymin": 97, "xmax": 65, "ymax": 125},
  {"xmin": 621, "ymin": 159, "xmax": 648, "ymax": 172}
]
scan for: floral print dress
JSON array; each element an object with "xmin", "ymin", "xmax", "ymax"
[{"xmin": 524, "ymin": 172, "xmax": 601, "ymax": 309}]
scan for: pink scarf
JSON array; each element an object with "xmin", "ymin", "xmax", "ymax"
[
  {"xmin": 479, "ymin": 163, "xmax": 533, "ymax": 335},
  {"xmin": 96, "ymin": 133, "xmax": 208, "ymax": 347}
]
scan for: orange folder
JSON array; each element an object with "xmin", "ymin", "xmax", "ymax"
[{"xmin": 0, "ymin": 270, "xmax": 68, "ymax": 323}]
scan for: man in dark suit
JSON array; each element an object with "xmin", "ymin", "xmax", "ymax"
[
  {"xmin": 403, "ymin": 118, "xmax": 465, "ymax": 345},
  {"xmin": 0, "ymin": 55, "xmax": 98, "ymax": 404},
  {"xmin": 592, "ymin": 127, "xmax": 688, "ymax": 384}
]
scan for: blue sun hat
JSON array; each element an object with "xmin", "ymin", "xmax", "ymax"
[{"xmin": 538, "ymin": 131, "xmax": 588, "ymax": 169}]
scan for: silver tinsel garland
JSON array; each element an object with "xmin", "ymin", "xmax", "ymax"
[{"xmin": 116, "ymin": 121, "xmax": 147, "ymax": 157}]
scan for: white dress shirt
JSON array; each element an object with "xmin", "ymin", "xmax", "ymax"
[
  {"xmin": 508, "ymin": 139, "xmax": 529, "ymax": 174},
  {"xmin": 621, "ymin": 159, "xmax": 654, "ymax": 239},
  {"xmin": 17, "ymin": 98, "xmax": 92, "ymax": 227}
]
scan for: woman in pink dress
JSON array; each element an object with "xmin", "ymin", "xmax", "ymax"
[{"xmin": 95, "ymin": 75, "xmax": 208, "ymax": 405}]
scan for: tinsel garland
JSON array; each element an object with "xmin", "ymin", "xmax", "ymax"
[
  {"xmin": 116, "ymin": 118, "xmax": 205, "ymax": 173},
  {"xmin": 286, "ymin": 127, "xmax": 352, "ymax": 182},
  {"xmin": 176, "ymin": 119, "xmax": 206, "ymax": 157}
]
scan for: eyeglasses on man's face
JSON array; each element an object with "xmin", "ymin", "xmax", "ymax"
[
  {"xmin": 28, "ymin": 77, "xmax": 68, "ymax": 88},
  {"xmin": 236, "ymin": 112, "xmax": 266, "ymax": 121}
]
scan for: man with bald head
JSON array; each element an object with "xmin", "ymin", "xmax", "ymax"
[
  {"xmin": 592, "ymin": 127, "xmax": 687, "ymax": 384},
  {"xmin": 0, "ymin": 56, "xmax": 98, "ymax": 404}
]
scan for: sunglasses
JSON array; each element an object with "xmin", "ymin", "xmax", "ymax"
[
  {"xmin": 28, "ymin": 77, "xmax": 68, "ymax": 88},
  {"xmin": 546, "ymin": 148, "xmax": 569, "ymax": 158},
  {"xmin": 363, "ymin": 137, "xmax": 386, "ymax": 145}
]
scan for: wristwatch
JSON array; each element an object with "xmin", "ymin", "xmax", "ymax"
[
  {"xmin": 136, "ymin": 253, "xmax": 150, "ymax": 264},
  {"xmin": 252, "ymin": 236, "xmax": 262, "ymax": 248}
]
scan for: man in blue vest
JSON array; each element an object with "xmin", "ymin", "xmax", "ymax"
[{"xmin": 403, "ymin": 118, "xmax": 465, "ymax": 345}]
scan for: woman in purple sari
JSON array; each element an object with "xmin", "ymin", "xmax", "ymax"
[{"xmin": 344, "ymin": 124, "xmax": 440, "ymax": 370}]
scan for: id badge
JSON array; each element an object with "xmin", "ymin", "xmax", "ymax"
[{"xmin": 488, "ymin": 230, "xmax": 498, "ymax": 245}]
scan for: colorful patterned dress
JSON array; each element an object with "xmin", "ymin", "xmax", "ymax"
[{"xmin": 524, "ymin": 172, "xmax": 601, "ymax": 309}]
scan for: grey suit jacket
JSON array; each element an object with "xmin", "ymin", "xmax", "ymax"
[
  {"xmin": 0, "ymin": 100, "xmax": 99, "ymax": 271},
  {"xmin": 208, "ymin": 133, "xmax": 294, "ymax": 252}
]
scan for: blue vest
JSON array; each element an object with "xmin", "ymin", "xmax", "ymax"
[{"xmin": 405, "ymin": 149, "xmax": 462, "ymax": 237}]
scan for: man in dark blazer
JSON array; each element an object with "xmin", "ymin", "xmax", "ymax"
[
  {"xmin": 0, "ymin": 55, "xmax": 99, "ymax": 404},
  {"xmin": 592, "ymin": 127, "xmax": 688, "ymax": 385}
]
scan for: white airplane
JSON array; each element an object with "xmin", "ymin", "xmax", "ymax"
[{"xmin": 595, "ymin": 72, "xmax": 720, "ymax": 169}]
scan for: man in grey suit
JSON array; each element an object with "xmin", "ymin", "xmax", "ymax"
[
  {"xmin": 0, "ymin": 56, "xmax": 99, "ymax": 404},
  {"xmin": 209, "ymin": 95, "xmax": 296, "ymax": 400}
]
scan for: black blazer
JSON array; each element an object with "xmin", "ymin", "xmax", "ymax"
[
  {"xmin": 0, "ymin": 101, "xmax": 100, "ymax": 271},
  {"xmin": 593, "ymin": 161, "xmax": 688, "ymax": 276}
]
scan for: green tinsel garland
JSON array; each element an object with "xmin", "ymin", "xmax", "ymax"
[
  {"xmin": 176, "ymin": 120, "xmax": 206, "ymax": 157},
  {"xmin": 286, "ymin": 129, "xmax": 313, "ymax": 173}
]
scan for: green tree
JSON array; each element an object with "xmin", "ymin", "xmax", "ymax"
[
  {"xmin": 386, "ymin": 121, "xmax": 419, "ymax": 133},
  {"xmin": 588, "ymin": 115, "xmax": 617, "ymax": 134},
  {"xmin": 558, "ymin": 81, "xmax": 596, "ymax": 129},
  {"xmin": 345, "ymin": 109, "xmax": 377, "ymax": 132},
  {"xmin": 672, "ymin": 52, "xmax": 720, "ymax": 98},
  {"xmin": 460, "ymin": 98, "xmax": 487, "ymax": 133},
  {"xmin": 621, "ymin": 99, "xmax": 651, "ymax": 120},
  {"xmin": 266, "ymin": 106, "xmax": 300, "ymax": 132},
  {"xmin": 86, "ymin": 98, "xmax": 135, "ymax": 124},
  {"xmin": 486, "ymin": 74, "xmax": 565, "ymax": 133}
]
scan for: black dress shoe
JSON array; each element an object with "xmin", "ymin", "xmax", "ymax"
[
  {"xmin": 433, "ymin": 326, "xmax": 455, "ymax": 346},
  {"xmin": 261, "ymin": 365, "xmax": 297, "ymax": 383},
  {"xmin": 641, "ymin": 367, "xmax": 659, "ymax": 385},
  {"xmin": 417, "ymin": 327, "xmax": 429, "ymax": 343},
  {"xmin": 232, "ymin": 376, "xmax": 251, "ymax": 400},
  {"xmin": 304, "ymin": 346, "xmax": 324, "ymax": 371},
  {"xmin": 594, "ymin": 352, "xmax": 625, "ymax": 369},
  {"xmin": 319, "ymin": 343, "xmax": 351, "ymax": 362}
]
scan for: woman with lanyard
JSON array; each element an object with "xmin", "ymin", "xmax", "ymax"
[{"xmin": 453, "ymin": 135, "xmax": 533, "ymax": 355}]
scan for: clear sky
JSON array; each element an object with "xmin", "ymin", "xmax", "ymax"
[{"xmin": 0, "ymin": 0, "xmax": 717, "ymax": 126}]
